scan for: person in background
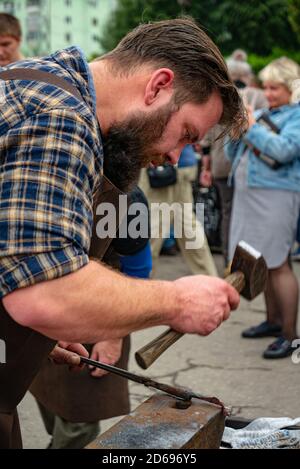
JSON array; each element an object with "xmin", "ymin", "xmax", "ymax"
[
  {"xmin": 230, "ymin": 49, "xmax": 248, "ymax": 63},
  {"xmin": 200, "ymin": 59, "xmax": 267, "ymax": 267},
  {"xmin": 0, "ymin": 13, "xmax": 23, "ymax": 66},
  {"xmin": 291, "ymin": 83, "xmax": 300, "ymax": 262},
  {"xmin": 226, "ymin": 57, "xmax": 300, "ymax": 359},
  {"xmin": 140, "ymin": 144, "xmax": 218, "ymax": 277},
  {"xmin": 160, "ymin": 225, "xmax": 178, "ymax": 256}
]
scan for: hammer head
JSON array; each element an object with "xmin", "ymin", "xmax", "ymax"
[{"xmin": 231, "ymin": 241, "xmax": 268, "ymax": 300}]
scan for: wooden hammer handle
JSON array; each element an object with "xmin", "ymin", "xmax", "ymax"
[
  {"xmin": 135, "ymin": 329, "xmax": 184, "ymax": 369},
  {"xmin": 135, "ymin": 271, "xmax": 245, "ymax": 369},
  {"xmin": 225, "ymin": 271, "xmax": 246, "ymax": 293}
]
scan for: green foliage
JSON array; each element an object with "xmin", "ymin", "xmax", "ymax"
[
  {"xmin": 100, "ymin": 0, "xmax": 300, "ymax": 56},
  {"xmin": 288, "ymin": 0, "xmax": 300, "ymax": 42},
  {"xmin": 248, "ymin": 48, "xmax": 300, "ymax": 74},
  {"xmin": 100, "ymin": 0, "xmax": 182, "ymax": 53},
  {"xmin": 210, "ymin": 0, "xmax": 299, "ymax": 55}
]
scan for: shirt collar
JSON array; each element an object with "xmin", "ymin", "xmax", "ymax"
[{"xmin": 51, "ymin": 46, "xmax": 97, "ymax": 115}]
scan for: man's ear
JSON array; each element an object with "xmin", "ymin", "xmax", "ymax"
[{"xmin": 144, "ymin": 68, "xmax": 175, "ymax": 106}]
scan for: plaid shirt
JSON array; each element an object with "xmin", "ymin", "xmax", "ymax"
[{"xmin": 0, "ymin": 47, "xmax": 103, "ymax": 298}]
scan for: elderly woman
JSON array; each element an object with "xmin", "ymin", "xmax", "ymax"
[{"xmin": 226, "ymin": 57, "xmax": 300, "ymax": 359}]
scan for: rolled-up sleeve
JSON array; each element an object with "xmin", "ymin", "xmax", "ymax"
[{"xmin": 0, "ymin": 108, "xmax": 99, "ymax": 298}]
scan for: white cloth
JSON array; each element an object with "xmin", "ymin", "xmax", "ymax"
[{"xmin": 223, "ymin": 417, "xmax": 300, "ymax": 449}]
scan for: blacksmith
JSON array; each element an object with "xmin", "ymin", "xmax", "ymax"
[{"xmin": 0, "ymin": 18, "xmax": 244, "ymax": 448}]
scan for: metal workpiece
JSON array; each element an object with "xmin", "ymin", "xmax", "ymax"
[
  {"xmin": 79, "ymin": 355, "xmax": 227, "ymax": 415},
  {"xmin": 87, "ymin": 394, "xmax": 225, "ymax": 449}
]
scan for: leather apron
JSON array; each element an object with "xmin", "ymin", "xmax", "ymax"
[
  {"xmin": 29, "ymin": 177, "xmax": 131, "ymax": 423},
  {"xmin": 0, "ymin": 176, "xmax": 126, "ymax": 448}
]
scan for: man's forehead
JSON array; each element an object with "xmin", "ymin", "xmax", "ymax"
[{"xmin": 184, "ymin": 95, "xmax": 223, "ymax": 133}]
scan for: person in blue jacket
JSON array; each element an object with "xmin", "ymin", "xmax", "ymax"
[{"xmin": 226, "ymin": 57, "xmax": 300, "ymax": 359}]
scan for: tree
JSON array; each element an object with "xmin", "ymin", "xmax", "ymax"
[
  {"xmin": 211, "ymin": 0, "xmax": 299, "ymax": 55},
  {"xmin": 100, "ymin": 0, "xmax": 181, "ymax": 52},
  {"xmin": 100, "ymin": 0, "xmax": 299, "ymax": 55},
  {"xmin": 288, "ymin": 0, "xmax": 300, "ymax": 42}
]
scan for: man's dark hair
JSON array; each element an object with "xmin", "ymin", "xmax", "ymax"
[
  {"xmin": 0, "ymin": 13, "xmax": 22, "ymax": 39},
  {"xmin": 101, "ymin": 17, "xmax": 247, "ymax": 138}
]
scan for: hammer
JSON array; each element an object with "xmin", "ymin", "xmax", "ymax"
[{"xmin": 135, "ymin": 240, "xmax": 268, "ymax": 369}]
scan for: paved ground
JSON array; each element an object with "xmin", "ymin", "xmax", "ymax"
[{"xmin": 19, "ymin": 254, "xmax": 300, "ymax": 449}]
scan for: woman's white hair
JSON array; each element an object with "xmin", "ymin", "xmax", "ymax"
[{"xmin": 259, "ymin": 57, "xmax": 300, "ymax": 102}]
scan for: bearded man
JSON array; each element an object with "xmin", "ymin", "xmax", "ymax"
[{"xmin": 0, "ymin": 18, "xmax": 245, "ymax": 448}]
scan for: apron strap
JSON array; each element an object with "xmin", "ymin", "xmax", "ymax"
[
  {"xmin": 0, "ymin": 68, "xmax": 84, "ymax": 103},
  {"xmin": 0, "ymin": 67, "xmax": 126, "ymax": 260}
]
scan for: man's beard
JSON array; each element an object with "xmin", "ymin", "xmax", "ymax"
[{"xmin": 102, "ymin": 101, "xmax": 176, "ymax": 192}]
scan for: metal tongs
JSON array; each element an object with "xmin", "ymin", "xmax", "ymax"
[{"xmin": 79, "ymin": 356, "xmax": 229, "ymax": 416}]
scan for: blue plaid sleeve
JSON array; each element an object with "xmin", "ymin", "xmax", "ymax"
[{"xmin": 0, "ymin": 108, "xmax": 100, "ymax": 298}]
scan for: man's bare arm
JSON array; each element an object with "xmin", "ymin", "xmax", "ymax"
[{"xmin": 3, "ymin": 260, "xmax": 239, "ymax": 343}]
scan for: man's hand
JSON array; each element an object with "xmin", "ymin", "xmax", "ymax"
[
  {"xmin": 49, "ymin": 341, "xmax": 89, "ymax": 371},
  {"xmin": 89, "ymin": 338, "xmax": 123, "ymax": 378},
  {"xmin": 171, "ymin": 275, "xmax": 240, "ymax": 335}
]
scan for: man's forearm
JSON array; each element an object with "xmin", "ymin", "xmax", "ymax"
[
  {"xmin": 3, "ymin": 260, "xmax": 178, "ymax": 343},
  {"xmin": 4, "ymin": 259, "xmax": 240, "ymax": 343}
]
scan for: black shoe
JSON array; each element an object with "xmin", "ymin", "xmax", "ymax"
[
  {"xmin": 242, "ymin": 321, "xmax": 282, "ymax": 339},
  {"xmin": 263, "ymin": 336, "xmax": 298, "ymax": 359}
]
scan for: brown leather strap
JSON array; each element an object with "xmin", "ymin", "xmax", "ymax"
[
  {"xmin": 0, "ymin": 68, "xmax": 84, "ymax": 103},
  {"xmin": 89, "ymin": 175, "xmax": 125, "ymax": 260},
  {"xmin": 0, "ymin": 68, "xmax": 126, "ymax": 260}
]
